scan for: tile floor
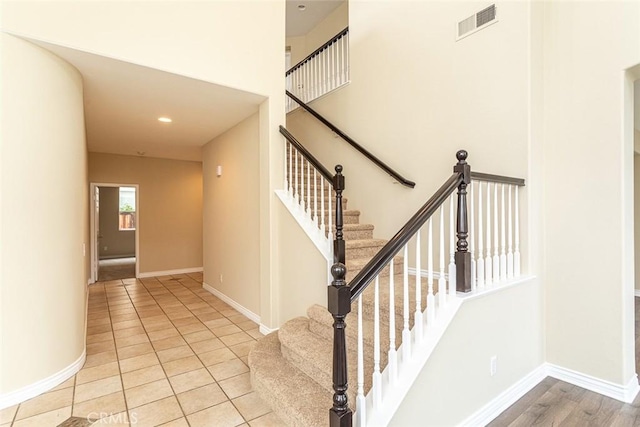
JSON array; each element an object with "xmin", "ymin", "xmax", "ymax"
[{"xmin": 0, "ymin": 273, "xmax": 283, "ymax": 427}]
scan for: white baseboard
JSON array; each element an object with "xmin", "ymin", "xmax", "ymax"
[
  {"xmin": 461, "ymin": 362, "xmax": 640, "ymax": 425},
  {"xmin": 202, "ymin": 283, "xmax": 260, "ymax": 324},
  {"xmin": 546, "ymin": 363, "xmax": 640, "ymax": 403},
  {"xmin": 259, "ymin": 324, "xmax": 278, "ymax": 335},
  {"xmin": 634, "ymin": 289, "xmax": 640, "ymax": 297},
  {"xmin": 0, "ymin": 350, "xmax": 86, "ymax": 410},
  {"xmin": 138, "ymin": 267, "xmax": 203, "ymax": 279},
  {"xmin": 459, "ymin": 365, "xmax": 547, "ymax": 426}
]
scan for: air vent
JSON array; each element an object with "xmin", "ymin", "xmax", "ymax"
[{"xmin": 457, "ymin": 4, "xmax": 498, "ymax": 41}]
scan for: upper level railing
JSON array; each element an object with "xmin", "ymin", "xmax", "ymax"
[
  {"xmin": 326, "ymin": 151, "xmax": 526, "ymax": 427},
  {"xmin": 286, "ymin": 27, "xmax": 350, "ymax": 112},
  {"xmin": 286, "ymin": 91, "xmax": 416, "ymax": 188}
]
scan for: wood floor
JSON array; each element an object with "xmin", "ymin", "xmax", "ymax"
[{"xmin": 489, "ymin": 299, "xmax": 640, "ymax": 426}]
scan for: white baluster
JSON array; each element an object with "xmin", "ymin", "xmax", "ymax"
[
  {"xmin": 288, "ymin": 142, "xmax": 293, "ymax": 196},
  {"xmin": 320, "ymin": 177, "xmax": 326, "ymax": 235},
  {"xmin": 388, "ymin": 259, "xmax": 397, "ymax": 386},
  {"xmin": 477, "ymin": 182, "xmax": 485, "ymax": 289},
  {"xmin": 300, "ymin": 158, "xmax": 305, "ymax": 213},
  {"xmin": 514, "ymin": 186, "xmax": 521, "ymax": 277},
  {"xmin": 306, "ymin": 161, "xmax": 311, "ymax": 219},
  {"xmin": 328, "ymin": 182, "xmax": 333, "ymax": 242},
  {"xmin": 415, "ymin": 230, "xmax": 423, "ymax": 343},
  {"xmin": 507, "ymin": 185, "xmax": 514, "ymax": 279},
  {"xmin": 438, "ymin": 206, "xmax": 446, "ymax": 308},
  {"xmin": 427, "ymin": 218, "xmax": 435, "ymax": 325},
  {"xmin": 345, "ymin": 32, "xmax": 350, "ymax": 81},
  {"xmin": 283, "ymin": 140, "xmax": 288, "ymax": 191},
  {"xmin": 485, "ymin": 183, "xmax": 493, "ymax": 286},
  {"xmin": 500, "ymin": 184, "xmax": 507, "ymax": 281},
  {"xmin": 493, "ymin": 183, "xmax": 500, "ymax": 283},
  {"xmin": 402, "ymin": 244, "xmax": 411, "ymax": 359},
  {"xmin": 469, "ymin": 181, "xmax": 476, "ymax": 291},
  {"xmin": 373, "ymin": 276, "xmax": 382, "ymax": 409},
  {"xmin": 313, "ymin": 169, "xmax": 318, "ymax": 226},
  {"xmin": 448, "ymin": 196, "xmax": 456, "ymax": 296},
  {"xmin": 294, "ymin": 150, "xmax": 299, "ymax": 204},
  {"xmin": 321, "ymin": 49, "xmax": 326, "ymax": 95},
  {"xmin": 356, "ymin": 295, "xmax": 365, "ymax": 427}
]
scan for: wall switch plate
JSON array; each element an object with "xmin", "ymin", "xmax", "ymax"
[{"xmin": 490, "ymin": 356, "xmax": 497, "ymax": 376}]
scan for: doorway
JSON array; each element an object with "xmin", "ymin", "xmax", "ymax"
[{"xmin": 90, "ymin": 183, "xmax": 140, "ymax": 283}]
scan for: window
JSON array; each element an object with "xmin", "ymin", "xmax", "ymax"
[{"xmin": 119, "ymin": 187, "xmax": 136, "ymax": 230}]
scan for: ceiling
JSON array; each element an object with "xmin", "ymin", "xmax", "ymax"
[
  {"xmin": 12, "ymin": 5, "xmax": 341, "ymax": 163},
  {"xmin": 29, "ymin": 40, "xmax": 266, "ymax": 162},
  {"xmin": 286, "ymin": 0, "xmax": 345, "ymax": 37}
]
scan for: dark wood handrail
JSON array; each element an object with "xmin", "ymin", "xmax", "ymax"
[
  {"xmin": 286, "ymin": 27, "xmax": 349, "ymax": 76},
  {"xmin": 349, "ymin": 173, "xmax": 463, "ymax": 301},
  {"xmin": 471, "ymin": 172, "xmax": 525, "ymax": 186},
  {"xmin": 279, "ymin": 125, "xmax": 334, "ymax": 185},
  {"xmin": 286, "ymin": 91, "xmax": 416, "ymax": 188}
]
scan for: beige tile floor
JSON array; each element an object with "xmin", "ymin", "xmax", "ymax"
[{"xmin": 0, "ymin": 273, "xmax": 283, "ymax": 427}]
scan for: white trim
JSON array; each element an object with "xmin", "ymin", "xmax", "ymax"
[
  {"xmin": 0, "ymin": 350, "xmax": 86, "ymax": 410},
  {"xmin": 138, "ymin": 267, "xmax": 203, "ymax": 279},
  {"xmin": 634, "ymin": 289, "xmax": 640, "ymax": 297},
  {"xmin": 545, "ymin": 363, "xmax": 640, "ymax": 403},
  {"xmin": 456, "ymin": 275, "xmax": 536, "ymax": 301},
  {"xmin": 259, "ymin": 324, "xmax": 278, "ymax": 335},
  {"xmin": 202, "ymin": 282, "xmax": 260, "ymax": 324},
  {"xmin": 458, "ymin": 365, "xmax": 547, "ymax": 426},
  {"xmin": 275, "ymin": 189, "xmax": 332, "ymax": 262},
  {"xmin": 461, "ymin": 363, "xmax": 640, "ymax": 425},
  {"xmin": 90, "ymin": 183, "xmax": 140, "ymax": 283}
]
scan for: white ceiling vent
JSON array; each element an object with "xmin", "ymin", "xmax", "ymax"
[{"xmin": 457, "ymin": 4, "xmax": 498, "ymax": 41}]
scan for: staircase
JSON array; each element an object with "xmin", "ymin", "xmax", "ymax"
[{"xmin": 249, "ymin": 188, "xmax": 407, "ymax": 426}]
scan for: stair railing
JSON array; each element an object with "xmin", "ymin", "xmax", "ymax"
[
  {"xmin": 279, "ymin": 125, "xmax": 345, "ymax": 264},
  {"xmin": 327, "ymin": 151, "xmax": 526, "ymax": 427},
  {"xmin": 286, "ymin": 91, "xmax": 416, "ymax": 188},
  {"xmin": 286, "ymin": 27, "xmax": 349, "ymax": 113}
]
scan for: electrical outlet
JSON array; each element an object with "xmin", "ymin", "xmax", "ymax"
[
  {"xmin": 490, "ymin": 356, "xmax": 497, "ymax": 376},
  {"xmin": 103, "ymin": 246, "xmax": 108, "ymax": 251},
  {"xmin": 219, "ymin": 274, "xmax": 223, "ymax": 283}
]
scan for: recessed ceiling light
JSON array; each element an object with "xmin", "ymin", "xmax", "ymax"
[
  {"xmin": 158, "ymin": 117, "xmax": 172, "ymax": 123},
  {"xmin": 297, "ymin": 4, "xmax": 306, "ymax": 11}
]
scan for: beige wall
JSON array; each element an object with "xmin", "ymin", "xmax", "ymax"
[
  {"xmin": 276, "ymin": 202, "xmax": 328, "ymax": 324},
  {"xmin": 2, "ymin": 0, "xmax": 286, "ymax": 329},
  {"xmin": 287, "ymin": 1, "xmax": 530, "ymax": 242},
  {"xmin": 542, "ymin": 1, "xmax": 640, "ymax": 385},
  {"xmin": 202, "ymin": 113, "xmax": 261, "ymax": 316},
  {"xmin": 286, "ymin": 2, "xmax": 348, "ymax": 66},
  {"xmin": 98, "ymin": 187, "xmax": 135, "ymax": 259},
  {"xmin": 1, "ymin": 35, "xmax": 88, "ymax": 394},
  {"xmin": 391, "ymin": 280, "xmax": 543, "ymax": 425},
  {"xmin": 89, "ymin": 153, "xmax": 203, "ymax": 275}
]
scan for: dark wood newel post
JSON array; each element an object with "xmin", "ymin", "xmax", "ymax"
[
  {"xmin": 328, "ymin": 262, "xmax": 352, "ymax": 427},
  {"xmin": 333, "ymin": 165, "xmax": 345, "ymax": 265},
  {"xmin": 328, "ymin": 164, "xmax": 352, "ymax": 427},
  {"xmin": 454, "ymin": 150, "xmax": 472, "ymax": 293}
]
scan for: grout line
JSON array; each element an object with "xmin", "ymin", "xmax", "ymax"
[{"xmin": 104, "ymin": 279, "xmax": 131, "ymax": 425}]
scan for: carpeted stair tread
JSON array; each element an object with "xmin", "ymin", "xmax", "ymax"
[
  {"xmin": 249, "ymin": 332, "xmax": 330, "ymax": 427},
  {"xmin": 278, "ymin": 317, "xmax": 373, "ymax": 407}
]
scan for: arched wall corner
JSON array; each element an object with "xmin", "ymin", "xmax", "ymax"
[{"xmin": 0, "ymin": 34, "xmax": 89, "ymax": 407}]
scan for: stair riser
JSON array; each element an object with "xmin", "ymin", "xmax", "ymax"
[
  {"xmin": 346, "ymin": 258, "xmax": 403, "ymax": 281},
  {"xmin": 346, "ymin": 244, "xmax": 385, "ymax": 260},
  {"xmin": 343, "ymin": 229, "xmax": 373, "ymax": 240}
]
